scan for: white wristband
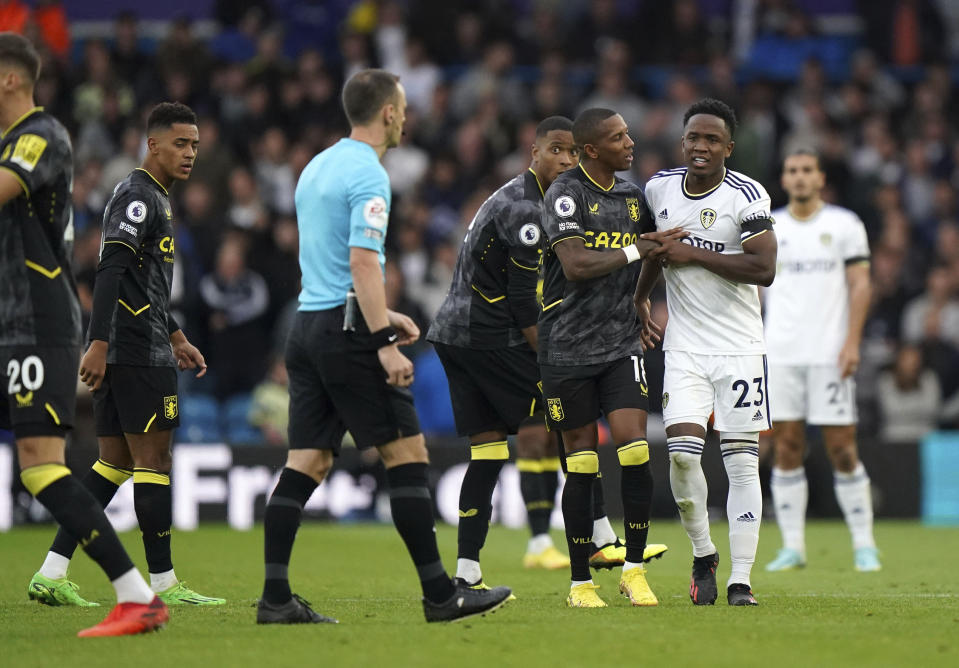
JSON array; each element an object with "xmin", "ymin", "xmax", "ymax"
[{"xmin": 622, "ymin": 244, "xmax": 641, "ymax": 264}]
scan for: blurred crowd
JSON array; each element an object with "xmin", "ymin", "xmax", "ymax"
[{"xmin": 8, "ymin": 0, "xmax": 959, "ymax": 445}]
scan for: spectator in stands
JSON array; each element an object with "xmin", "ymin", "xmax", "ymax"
[
  {"xmin": 198, "ymin": 234, "xmax": 271, "ymax": 399},
  {"xmin": 877, "ymin": 345, "xmax": 941, "ymax": 442}
]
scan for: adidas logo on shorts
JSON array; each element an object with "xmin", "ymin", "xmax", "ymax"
[{"xmin": 751, "ymin": 410, "xmax": 764, "ymax": 422}]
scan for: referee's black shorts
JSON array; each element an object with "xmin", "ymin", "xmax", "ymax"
[
  {"xmin": 539, "ymin": 355, "xmax": 649, "ymax": 431},
  {"xmin": 433, "ymin": 341, "xmax": 542, "ymax": 437},
  {"xmin": 286, "ymin": 308, "xmax": 420, "ymax": 453}
]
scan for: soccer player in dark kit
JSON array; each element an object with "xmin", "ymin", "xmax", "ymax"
[
  {"xmin": 0, "ymin": 32, "xmax": 167, "ymax": 637},
  {"xmin": 539, "ymin": 108, "xmax": 684, "ymax": 607},
  {"xmin": 29, "ymin": 102, "xmax": 223, "ymax": 610}
]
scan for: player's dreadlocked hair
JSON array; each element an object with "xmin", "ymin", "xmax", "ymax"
[
  {"xmin": 536, "ymin": 116, "xmax": 573, "ymax": 137},
  {"xmin": 147, "ymin": 102, "xmax": 198, "ymax": 133},
  {"xmin": 683, "ymin": 98, "xmax": 738, "ymax": 138},
  {"xmin": 572, "ymin": 108, "xmax": 617, "ymax": 148}
]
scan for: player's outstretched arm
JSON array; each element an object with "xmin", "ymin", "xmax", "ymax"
[
  {"xmin": 553, "ymin": 227, "xmax": 686, "ymax": 282},
  {"xmin": 642, "ymin": 227, "xmax": 778, "ymax": 286},
  {"xmin": 839, "ymin": 263, "xmax": 871, "ymax": 378}
]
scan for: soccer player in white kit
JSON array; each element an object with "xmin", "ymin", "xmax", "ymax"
[
  {"xmin": 763, "ymin": 149, "xmax": 880, "ymax": 573},
  {"xmin": 635, "ymin": 99, "xmax": 777, "ymax": 606}
]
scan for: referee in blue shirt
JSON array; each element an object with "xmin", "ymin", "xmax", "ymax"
[{"xmin": 257, "ymin": 69, "xmax": 512, "ymax": 624}]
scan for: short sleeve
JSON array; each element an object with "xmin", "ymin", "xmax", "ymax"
[
  {"xmin": 636, "ymin": 192, "xmax": 656, "ymax": 235},
  {"xmin": 0, "ymin": 128, "xmax": 64, "ymax": 196},
  {"xmin": 102, "ymin": 185, "xmax": 154, "ymax": 252},
  {"xmin": 500, "ymin": 200, "xmax": 542, "ymax": 270},
  {"xmin": 738, "ymin": 182, "xmax": 773, "ymax": 243},
  {"xmin": 840, "ymin": 214, "xmax": 870, "ymax": 265},
  {"xmin": 347, "ymin": 165, "xmax": 391, "ymax": 252},
  {"xmin": 542, "ymin": 183, "xmax": 585, "ymax": 247}
]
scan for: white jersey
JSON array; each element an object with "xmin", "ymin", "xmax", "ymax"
[
  {"xmin": 764, "ymin": 203, "xmax": 870, "ymax": 366},
  {"xmin": 644, "ymin": 167, "xmax": 772, "ymax": 355}
]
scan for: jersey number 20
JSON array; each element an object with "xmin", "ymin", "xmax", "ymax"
[{"xmin": 7, "ymin": 356, "xmax": 44, "ymax": 395}]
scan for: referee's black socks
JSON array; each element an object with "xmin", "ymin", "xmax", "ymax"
[
  {"xmin": 262, "ymin": 467, "xmax": 318, "ymax": 604},
  {"xmin": 458, "ymin": 440, "xmax": 508, "ymax": 561},
  {"xmin": 386, "ymin": 462, "xmax": 455, "ymax": 603},
  {"xmin": 50, "ymin": 459, "xmax": 132, "ymax": 559},
  {"xmin": 618, "ymin": 440, "xmax": 653, "ymax": 564},
  {"xmin": 563, "ymin": 450, "xmax": 598, "ymax": 582}
]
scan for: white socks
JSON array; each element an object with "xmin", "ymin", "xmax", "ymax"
[
  {"xmin": 39, "ymin": 551, "xmax": 71, "ymax": 581},
  {"xmin": 667, "ymin": 436, "xmax": 716, "ymax": 557},
  {"xmin": 721, "ymin": 436, "xmax": 762, "ymax": 588},
  {"xmin": 113, "ymin": 568, "xmax": 155, "ymax": 604},
  {"xmin": 834, "ymin": 462, "xmax": 876, "ymax": 550},
  {"xmin": 527, "ymin": 533, "xmax": 553, "ymax": 554},
  {"xmin": 150, "ymin": 568, "xmax": 178, "ymax": 594},
  {"xmin": 770, "ymin": 466, "xmax": 808, "ymax": 556},
  {"xmin": 592, "ymin": 516, "xmax": 617, "ymax": 548},
  {"xmin": 455, "ymin": 558, "xmax": 482, "ymax": 584}
]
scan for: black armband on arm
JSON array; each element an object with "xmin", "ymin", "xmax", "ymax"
[
  {"xmin": 88, "ymin": 243, "xmax": 136, "ymax": 341},
  {"xmin": 507, "ymin": 255, "xmax": 540, "ymax": 329},
  {"xmin": 741, "ymin": 216, "xmax": 774, "ymax": 242}
]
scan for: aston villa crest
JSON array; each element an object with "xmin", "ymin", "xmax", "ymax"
[
  {"xmin": 164, "ymin": 395, "xmax": 178, "ymax": 420},
  {"xmin": 700, "ymin": 208, "xmax": 717, "ymax": 229},
  {"xmin": 547, "ymin": 397, "xmax": 564, "ymax": 422},
  {"xmin": 626, "ymin": 197, "xmax": 640, "ymax": 222}
]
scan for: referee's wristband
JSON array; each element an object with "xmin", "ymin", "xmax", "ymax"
[
  {"xmin": 370, "ymin": 327, "xmax": 399, "ymax": 349},
  {"xmin": 622, "ymin": 244, "xmax": 642, "ymax": 264}
]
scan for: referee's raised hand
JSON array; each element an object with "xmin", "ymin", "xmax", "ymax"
[{"xmin": 378, "ymin": 344, "xmax": 414, "ymax": 387}]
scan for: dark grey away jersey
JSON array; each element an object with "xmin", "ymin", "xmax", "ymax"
[
  {"xmin": 427, "ymin": 170, "xmax": 543, "ymax": 349},
  {"xmin": 539, "ymin": 164, "xmax": 655, "ymax": 365},
  {"xmin": 0, "ymin": 108, "xmax": 81, "ymax": 347}
]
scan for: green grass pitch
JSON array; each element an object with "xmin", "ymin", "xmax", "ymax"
[{"xmin": 1, "ymin": 520, "xmax": 956, "ymax": 667}]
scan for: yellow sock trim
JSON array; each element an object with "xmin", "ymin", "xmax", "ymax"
[
  {"xmin": 539, "ymin": 457, "xmax": 562, "ymax": 472},
  {"xmin": 516, "ymin": 458, "xmax": 543, "ymax": 473},
  {"xmin": 93, "ymin": 459, "xmax": 133, "ymax": 486},
  {"xmin": 566, "ymin": 450, "xmax": 599, "ymax": 474},
  {"xmin": 133, "ymin": 469, "xmax": 170, "ymax": 485},
  {"xmin": 617, "ymin": 440, "xmax": 650, "ymax": 466},
  {"xmin": 470, "ymin": 440, "xmax": 509, "ymax": 461},
  {"xmin": 21, "ymin": 463, "xmax": 70, "ymax": 495}
]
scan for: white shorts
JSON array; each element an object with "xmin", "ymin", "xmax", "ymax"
[
  {"xmin": 662, "ymin": 351, "xmax": 771, "ymax": 433},
  {"xmin": 767, "ymin": 364, "xmax": 856, "ymax": 426}
]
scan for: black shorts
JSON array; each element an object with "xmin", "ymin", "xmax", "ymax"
[
  {"xmin": 94, "ymin": 365, "xmax": 179, "ymax": 436},
  {"xmin": 286, "ymin": 309, "xmax": 420, "ymax": 453},
  {"xmin": 433, "ymin": 342, "xmax": 542, "ymax": 437},
  {"xmin": 540, "ymin": 355, "xmax": 649, "ymax": 431},
  {"xmin": 0, "ymin": 345, "xmax": 79, "ymax": 438}
]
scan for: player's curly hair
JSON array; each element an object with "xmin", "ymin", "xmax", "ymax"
[
  {"xmin": 683, "ymin": 98, "xmax": 737, "ymax": 138},
  {"xmin": 147, "ymin": 102, "xmax": 197, "ymax": 133}
]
